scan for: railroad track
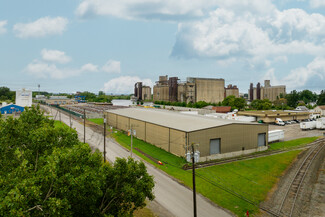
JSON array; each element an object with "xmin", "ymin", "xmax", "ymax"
[
  {"xmin": 183, "ymin": 138, "xmax": 324, "ymax": 170},
  {"xmin": 277, "ymin": 138, "xmax": 325, "ymax": 217}
]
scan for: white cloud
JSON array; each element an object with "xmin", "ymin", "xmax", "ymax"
[
  {"xmin": 310, "ymin": 0, "xmax": 325, "ymax": 8},
  {"xmin": 25, "ymin": 60, "xmax": 79, "ymax": 79},
  {"xmin": 0, "ymin": 20, "xmax": 7, "ymax": 34},
  {"xmin": 264, "ymin": 58, "xmax": 325, "ymax": 89},
  {"xmin": 13, "ymin": 17, "xmax": 68, "ymax": 38},
  {"xmin": 76, "ymin": 0, "xmax": 275, "ymax": 20},
  {"xmin": 171, "ymin": 8, "xmax": 325, "ymax": 67},
  {"xmin": 41, "ymin": 49, "xmax": 71, "ymax": 64},
  {"xmin": 102, "ymin": 76, "xmax": 153, "ymax": 94},
  {"xmin": 102, "ymin": 60, "xmax": 121, "ymax": 73},
  {"xmin": 81, "ymin": 63, "xmax": 98, "ymax": 72}
]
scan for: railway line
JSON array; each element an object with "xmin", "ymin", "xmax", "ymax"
[{"xmin": 276, "ymin": 138, "xmax": 325, "ymax": 217}]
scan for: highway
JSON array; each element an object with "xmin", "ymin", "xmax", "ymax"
[{"xmin": 45, "ymin": 106, "xmax": 232, "ymax": 217}]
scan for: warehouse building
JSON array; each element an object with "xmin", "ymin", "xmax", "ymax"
[
  {"xmin": 0, "ymin": 104, "xmax": 24, "ymax": 114},
  {"xmin": 237, "ymin": 110, "xmax": 310, "ymax": 123},
  {"xmin": 106, "ymin": 108, "xmax": 268, "ymax": 161}
]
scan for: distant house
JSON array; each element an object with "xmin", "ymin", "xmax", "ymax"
[
  {"xmin": 0, "ymin": 104, "xmax": 24, "ymax": 114},
  {"xmin": 295, "ymin": 106, "xmax": 308, "ymax": 111},
  {"xmin": 315, "ymin": 106, "xmax": 325, "ymax": 116},
  {"xmin": 212, "ymin": 106, "xmax": 232, "ymax": 113}
]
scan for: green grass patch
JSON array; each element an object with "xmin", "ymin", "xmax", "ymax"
[
  {"xmin": 54, "ymin": 120, "xmax": 70, "ymax": 129},
  {"xmin": 268, "ymin": 137, "xmax": 319, "ymax": 151},
  {"xmin": 88, "ymin": 118, "xmax": 104, "ymax": 125},
  {"xmin": 110, "ymin": 129, "xmax": 303, "ymax": 216}
]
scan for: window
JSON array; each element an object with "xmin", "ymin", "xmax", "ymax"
[
  {"xmin": 258, "ymin": 133, "xmax": 266, "ymax": 147},
  {"xmin": 210, "ymin": 138, "xmax": 221, "ymax": 155}
]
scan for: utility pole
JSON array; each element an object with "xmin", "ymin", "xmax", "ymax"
[
  {"xmin": 59, "ymin": 109, "xmax": 61, "ymax": 122},
  {"xmin": 69, "ymin": 108, "xmax": 72, "ymax": 129},
  {"xmin": 83, "ymin": 108, "xmax": 86, "ymax": 144},
  {"xmin": 104, "ymin": 114, "xmax": 107, "ymax": 162},
  {"xmin": 130, "ymin": 125, "xmax": 133, "ymax": 158},
  {"xmin": 192, "ymin": 144, "xmax": 197, "ymax": 217}
]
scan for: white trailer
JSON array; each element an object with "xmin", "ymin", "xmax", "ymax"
[
  {"xmin": 316, "ymin": 118, "xmax": 325, "ymax": 129},
  {"xmin": 300, "ymin": 121, "xmax": 316, "ymax": 130},
  {"xmin": 268, "ymin": 130, "xmax": 284, "ymax": 143}
]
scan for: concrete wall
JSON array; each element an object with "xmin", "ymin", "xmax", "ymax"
[
  {"xmin": 263, "ymin": 86, "xmax": 286, "ymax": 102},
  {"xmin": 142, "ymin": 86, "xmax": 152, "ymax": 101},
  {"xmin": 225, "ymin": 88, "xmax": 239, "ymax": 98},
  {"xmin": 194, "ymin": 78, "xmax": 225, "ymax": 103},
  {"xmin": 188, "ymin": 124, "xmax": 268, "ymax": 157},
  {"xmin": 153, "ymin": 85, "xmax": 169, "ymax": 102}
]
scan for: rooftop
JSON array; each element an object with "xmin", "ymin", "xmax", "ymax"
[
  {"xmin": 107, "ymin": 108, "xmax": 259, "ymax": 132},
  {"xmin": 238, "ymin": 110, "xmax": 310, "ymax": 117}
]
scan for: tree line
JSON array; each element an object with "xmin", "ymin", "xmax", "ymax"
[{"xmin": 0, "ymin": 106, "xmax": 154, "ymax": 216}]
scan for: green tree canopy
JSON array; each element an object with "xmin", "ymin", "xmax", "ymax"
[{"xmin": 0, "ymin": 106, "xmax": 154, "ymax": 216}]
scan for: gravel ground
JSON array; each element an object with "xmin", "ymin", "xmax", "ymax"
[
  {"xmin": 259, "ymin": 143, "xmax": 325, "ymax": 217},
  {"xmin": 268, "ymin": 123, "xmax": 325, "ymax": 141}
]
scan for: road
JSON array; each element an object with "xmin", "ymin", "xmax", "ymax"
[{"xmin": 44, "ymin": 106, "xmax": 232, "ymax": 217}]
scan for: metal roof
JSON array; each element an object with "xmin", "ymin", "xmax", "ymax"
[{"xmin": 107, "ymin": 108, "xmax": 259, "ymax": 132}]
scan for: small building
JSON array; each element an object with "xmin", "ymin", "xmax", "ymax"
[
  {"xmin": 237, "ymin": 110, "xmax": 310, "ymax": 123},
  {"xmin": 315, "ymin": 106, "xmax": 325, "ymax": 116},
  {"xmin": 295, "ymin": 106, "xmax": 309, "ymax": 111},
  {"xmin": 106, "ymin": 108, "xmax": 268, "ymax": 161},
  {"xmin": 0, "ymin": 104, "xmax": 24, "ymax": 114},
  {"xmin": 45, "ymin": 96, "xmax": 73, "ymax": 105}
]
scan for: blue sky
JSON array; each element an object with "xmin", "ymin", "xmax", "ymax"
[{"xmin": 0, "ymin": 0, "xmax": 325, "ymax": 94}]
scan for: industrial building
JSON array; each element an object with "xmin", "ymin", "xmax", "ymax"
[
  {"xmin": 105, "ymin": 108, "xmax": 268, "ymax": 161},
  {"xmin": 237, "ymin": 110, "xmax": 310, "ymax": 123},
  {"xmin": 45, "ymin": 96, "xmax": 73, "ymax": 105},
  {"xmin": 134, "ymin": 82, "xmax": 152, "ymax": 101},
  {"xmin": 0, "ymin": 104, "xmax": 24, "ymax": 114},
  {"xmin": 153, "ymin": 75, "xmax": 239, "ymax": 104},
  {"xmin": 249, "ymin": 80, "xmax": 286, "ymax": 102},
  {"xmin": 16, "ymin": 89, "xmax": 32, "ymax": 107},
  {"xmin": 315, "ymin": 106, "xmax": 325, "ymax": 116}
]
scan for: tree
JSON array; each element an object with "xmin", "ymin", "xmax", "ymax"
[
  {"xmin": 0, "ymin": 106, "xmax": 154, "ymax": 216},
  {"xmin": 222, "ymin": 95, "xmax": 246, "ymax": 110},
  {"xmin": 285, "ymin": 90, "xmax": 300, "ymax": 108},
  {"xmin": 250, "ymin": 99, "xmax": 272, "ymax": 110},
  {"xmin": 300, "ymin": 89, "xmax": 317, "ymax": 104},
  {"xmin": 318, "ymin": 90, "xmax": 325, "ymax": 105}
]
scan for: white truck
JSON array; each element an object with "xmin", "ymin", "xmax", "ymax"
[
  {"xmin": 300, "ymin": 121, "xmax": 317, "ymax": 130},
  {"xmin": 268, "ymin": 130, "xmax": 284, "ymax": 143},
  {"xmin": 275, "ymin": 118, "xmax": 285, "ymax": 126},
  {"xmin": 316, "ymin": 118, "xmax": 325, "ymax": 129}
]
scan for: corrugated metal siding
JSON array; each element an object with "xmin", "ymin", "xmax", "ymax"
[
  {"xmin": 169, "ymin": 129, "xmax": 186, "ymax": 156},
  {"xmin": 107, "ymin": 113, "xmax": 117, "ymax": 128},
  {"xmin": 117, "ymin": 116, "xmax": 129, "ymax": 132},
  {"xmin": 145, "ymin": 123, "xmax": 169, "ymax": 151},
  {"xmin": 189, "ymin": 124, "xmax": 268, "ymax": 157},
  {"xmin": 130, "ymin": 119, "xmax": 146, "ymax": 141}
]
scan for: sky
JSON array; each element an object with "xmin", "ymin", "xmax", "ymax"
[{"xmin": 0, "ymin": 0, "xmax": 325, "ymax": 94}]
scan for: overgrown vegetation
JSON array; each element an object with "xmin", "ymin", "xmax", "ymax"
[
  {"xmin": 108, "ymin": 128, "xmax": 303, "ymax": 216},
  {"xmin": 0, "ymin": 106, "xmax": 154, "ymax": 216}
]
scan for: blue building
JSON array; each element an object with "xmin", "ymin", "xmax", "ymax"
[{"xmin": 0, "ymin": 104, "xmax": 24, "ymax": 114}]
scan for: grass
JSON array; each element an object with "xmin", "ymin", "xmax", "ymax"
[
  {"xmin": 268, "ymin": 136, "xmax": 319, "ymax": 151},
  {"xmin": 110, "ymin": 129, "xmax": 304, "ymax": 216},
  {"xmin": 88, "ymin": 118, "xmax": 104, "ymax": 125},
  {"xmin": 54, "ymin": 120, "xmax": 70, "ymax": 129}
]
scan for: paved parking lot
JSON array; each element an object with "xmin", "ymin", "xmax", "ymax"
[{"xmin": 269, "ymin": 122, "xmax": 324, "ymax": 141}]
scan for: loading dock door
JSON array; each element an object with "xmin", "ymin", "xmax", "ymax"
[
  {"xmin": 210, "ymin": 138, "xmax": 220, "ymax": 155},
  {"xmin": 258, "ymin": 133, "xmax": 266, "ymax": 147}
]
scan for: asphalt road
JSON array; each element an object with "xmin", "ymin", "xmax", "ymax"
[{"xmin": 44, "ymin": 106, "xmax": 232, "ymax": 217}]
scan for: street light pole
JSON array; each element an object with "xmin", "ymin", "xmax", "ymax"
[
  {"xmin": 130, "ymin": 125, "xmax": 133, "ymax": 158},
  {"xmin": 192, "ymin": 144, "xmax": 197, "ymax": 217},
  {"xmin": 83, "ymin": 108, "xmax": 86, "ymax": 144},
  {"xmin": 104, "ymin": 115, "xmax": 106, "ymax": 162}
]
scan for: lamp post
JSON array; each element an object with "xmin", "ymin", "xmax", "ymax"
[{"xmin": 191, "ymin": 143, "xmax": 198, "ymax": 217}]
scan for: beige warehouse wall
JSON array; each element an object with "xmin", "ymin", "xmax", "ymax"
[
  {"xmin": 169, "ymin": 129, "xmax": 186, "ymax": 157},
  {"xmin": 117, "ymin": 116, "xmax": 129, "ymax": 132},
  {"xmin": 130, "ymin": 119, "xmax": 146, "ymax": 141},
  {"xmin": 189, "ymin": 124, "xmax": 268, "ymax": 157},
  {"xmin": 145, "ymin": 123, "xmax": 169, "ymax": 151},
  {"xmin": 107, "ymin": 113, "xmax": 117, "ymax": 128}
]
